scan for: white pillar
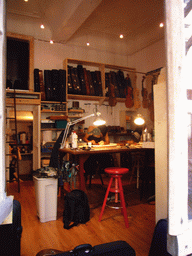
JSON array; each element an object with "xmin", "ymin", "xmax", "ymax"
[{"xmin": 0, "ymin": 0, "xmax": 12, "ymax": 224}]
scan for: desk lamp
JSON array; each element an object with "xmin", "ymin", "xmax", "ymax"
[
  {"xmin": 133, "ymin": 114, "xmax": 145, "ymax": 125},
  {"xmin": 60, "ymin": 110, "xmax": 106, "ymax": 149}
]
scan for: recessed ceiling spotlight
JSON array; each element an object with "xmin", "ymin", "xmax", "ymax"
[
  {"xmin": 40, "ymin": 24, "xmax": 45, "ymax": 29},
  {"xmin": 119, "ymin": 34, "xmax": 124, "ymax": 39},
  {"xmin": 24, "ymin": 0, "xmax": 28, "ymax": 2},
  {"xmin": 87, "ymin": 42, "xmax": 90, "ymax": 46},
  {"xmin": 50, "ymin": 40, "xmax": 54, "ymax": 44},
  {"xmin": 159, "ymin": 22, "xmax": 164, "ymax": 28}
]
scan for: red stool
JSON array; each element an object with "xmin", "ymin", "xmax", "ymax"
[{"xmin": 99, "ymin": 167, "xmax": 129, "ymax": 228}]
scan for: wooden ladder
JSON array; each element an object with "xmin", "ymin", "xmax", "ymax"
[{"xmin": 5, "ymin": 89, "xmax": 20, "ymax": 192}]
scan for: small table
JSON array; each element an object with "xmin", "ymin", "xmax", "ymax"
[{"xmin": 59, "ymin": 146, "xmax": 154, "ymax": 191}]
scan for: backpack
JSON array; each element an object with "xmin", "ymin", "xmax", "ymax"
[{"xmin": 63, "ymin": 189, "xmax": 90, "ymax": 229}]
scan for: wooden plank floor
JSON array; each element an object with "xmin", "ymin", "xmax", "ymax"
[{"xmin": 7, "ymin": 175, "xmax": 155, "ymax": 256}]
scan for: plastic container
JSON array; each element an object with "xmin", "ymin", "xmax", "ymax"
[
  {"xmin": 71, "ymin": 131, "xmax": 78, "ymax": 149},
  {"xmin": 33, "ymin": 176, "xmax": 58, "ymax": 223}
]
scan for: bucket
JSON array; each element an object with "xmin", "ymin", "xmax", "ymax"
[{"xmin": 20, "ymin": 132, "xmax": 26, "ymax": 144}]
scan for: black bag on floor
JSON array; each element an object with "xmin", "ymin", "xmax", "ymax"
[
  {"xmin": 63, "ymin": 189, "xmax": 90, "ymax": 229},
  {"xmin": 0, "ymin": 200, "xmax": 22, "ymax": 256}
]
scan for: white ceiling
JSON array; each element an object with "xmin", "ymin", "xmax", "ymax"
[{"xmin": 6, "ymin": 0, "xmax": 165, "ymax": 56}]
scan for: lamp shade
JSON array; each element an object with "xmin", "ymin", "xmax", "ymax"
[
  {"xmin": 93, "ymin": 112, "xmax": 106, "ymax": 126},
  {"xmin": 134, "ymin": 114, "xmax": 145, "ymax": 125}
]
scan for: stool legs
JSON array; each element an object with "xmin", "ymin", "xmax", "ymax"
[
  {"xmin": 99, "ymin": 175, "xmax": 129, "ymax": 228},
  {"xmin": 99, "ymin": 177, "xmax": 113, "ymax": 222},
  {"xmin": 118, "ymin": 176, "xmax": 129, "ymax": 228}
]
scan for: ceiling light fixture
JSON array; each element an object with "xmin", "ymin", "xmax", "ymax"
[
  {"xmin": 40, "ymin": 24, "xmax": 45, "ymax": 29},
  {"xmin": 87, "ymin": 42, "xmax": 90, "ymax": 46},
  {"xmin": 119, "ymin": 34, "xmax": 124, "ymax": 39},
  {"xmin": 159, "ymin": 22, "xmax": 164, "ymax": 28},
  {"xmin": 24, "ymin": 0, "xmax": 28, "ymax": 2},
  {"xmin": 50, "ymin": 40, "xmax": 54, "ymax": 44}
]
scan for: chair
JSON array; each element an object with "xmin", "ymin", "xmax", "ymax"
[
  {"xmin": 99, "ymin": 167, "xmax": 129, "ymax": 228},
  {"xmin": 148, "ymin": 219, "xmax": 171, "ymax": 256},
  {"xmin": 84, "ymin": 153, "xmax": 114, "ymax": 188}
]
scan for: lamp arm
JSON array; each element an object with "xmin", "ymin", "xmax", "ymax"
[
  {"xmin": 70, "ymin": 113, "xmax": 95, "ymax": 126},
  {"xmin": 60, "ymin": 113, "xmax": 95, "ymax": 149}
]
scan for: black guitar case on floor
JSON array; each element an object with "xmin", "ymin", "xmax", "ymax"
[
  {"xmin": 0, "ymin": 200, "xmax": 22, "ymax": 256},
  {"xmin": 40, "ymin": 241, "xmax": 136, "ymax": 256}
]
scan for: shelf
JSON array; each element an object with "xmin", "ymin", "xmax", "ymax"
[
  {"xmin": 41, "ymin": 101, "xmax": 67, "ymax": 104},
  {"xmin": 68, "ymin": 109, "xmax": 84, "ymax": 113},
  {"xmin": 64, "ymin": 58, "xmax": 136, "ymax": 103},
  {"xmin": 41, "ymin": 110, "xmax": 67, "ymax": 113},
  {"xmin": 41, "ymin": 128, "xmax": 65, "ymax": 131}
]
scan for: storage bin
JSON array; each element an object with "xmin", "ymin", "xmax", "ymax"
[
  {"xmin": 55, "ymin": 120, "xmax": 67, "ymax": 128},
  {"xmin": 33, "ymin": 176, "xmax": 58, "ymax": 223}
]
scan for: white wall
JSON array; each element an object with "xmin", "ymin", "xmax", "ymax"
[
  {"xmin": 127, "ymin": 39, "xmax": 166, "ymax": 131},
  {"xmin": 34, "ymin": 39, "xmax": 129, "ymax": 70}
]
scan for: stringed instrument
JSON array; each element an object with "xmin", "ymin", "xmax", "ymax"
[
  {"xmin": 125, "ymin": 74, "xmax": 134, "ymax": 108},
  {"xmin": 108, "ymin": 72, "xmax": 117, "ymax": 106},
  {"xmin": 141, "ymin": 76, "xmax": 149, "ymax": 108},
  {"xmin": 133, "ymin": 88, "xmax": 141, "ymax": 109},
  {"xmin": 148, "ymin": 76, "xmax": 155, "ymax": 121}
]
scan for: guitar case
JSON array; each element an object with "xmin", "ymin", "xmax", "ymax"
[
  {"xmin": 39, "ymin": 70, "xmax": 46, "ymax": 101},
  {"xmin": 83, "ymin": 68, "xmax": 90, "ymax": 95},
  {"xmin": 36, "ymin": 241, "xmax": 136, "ymax": 256},
  {"xmin": 110, "ymin": 71, "xmax": 119, "ymax": 98},
  {"xmin": 105, "ymin": 72, "xmax": 110, "ymax": 97},
  {"xmin": 91, "ymin": 71, "xmax": 98, "ymax": 96},
  {"xmin": 77, "ymin": 65, "xmax": 86, "ymax": 95},
  {"xmin": 87, "ymin": 70, "xmax": 95, "ymax": 96},
  {"xmin": 67, "ymin": 66, "xmax": 74, "ymax": 94},
  {"xmin": 95, "ymin": 71, "xmax": 103, "ymax": 96},
  {"xmin": 71, "ymin": 67, "xmax": 81, "ymax": 95},
  {"xmin": 51, "ymin": 69, "xmax": 60, "ymax": 101},
  {"xmin": 116, "ymin": 70, "xmax": 126, "ymax": 98},
  {"xmin": 44, "ymin": 70, "xmax": 52, "ymax": 101},
  {"xmin": 58, "ymin": 69, "xmax": 66, "ymax": 102},
  {"xmin": 34, "ymin": 68, "xmax": 40, "ymax": 92}
]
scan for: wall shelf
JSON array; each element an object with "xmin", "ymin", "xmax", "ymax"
[{"xmin": 64, "ymin": 58, "xmax": 137, "ymax": 103}]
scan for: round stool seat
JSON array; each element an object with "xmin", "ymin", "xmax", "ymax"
[{"xmin": 105, "ymin": 167, "xmax": 129, "ymax": 175}]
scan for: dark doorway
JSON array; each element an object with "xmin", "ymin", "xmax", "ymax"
[{"xmin": 6, "ymin": 38, "xmax": 29, "ymax": 90}]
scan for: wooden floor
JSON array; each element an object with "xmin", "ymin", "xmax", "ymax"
[{"xmin": 7, "ymin": 175, "xmax": 155, "ymax": 256}]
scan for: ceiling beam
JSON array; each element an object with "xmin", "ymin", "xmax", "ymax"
[{"xmin": 41, "ymin": 0, "xmax": 102, "ymax": 43}]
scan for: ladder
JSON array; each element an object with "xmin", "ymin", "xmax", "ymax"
[{"xmin": 5, "ymin": 89, "xmax": 20, "ymax": 192}]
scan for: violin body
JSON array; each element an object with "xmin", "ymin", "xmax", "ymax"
[{"xmin": 125, "ymin": 74, "xmax": 134, "ymax": 108}]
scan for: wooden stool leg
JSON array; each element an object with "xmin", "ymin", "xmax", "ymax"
[
  {"xmin": 99, "ymin": 177, "xmax": 113, "ymax": 222},
  {"xmin": 118, "ymin": 176, "xmax": 129, "ymax": 228}
]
